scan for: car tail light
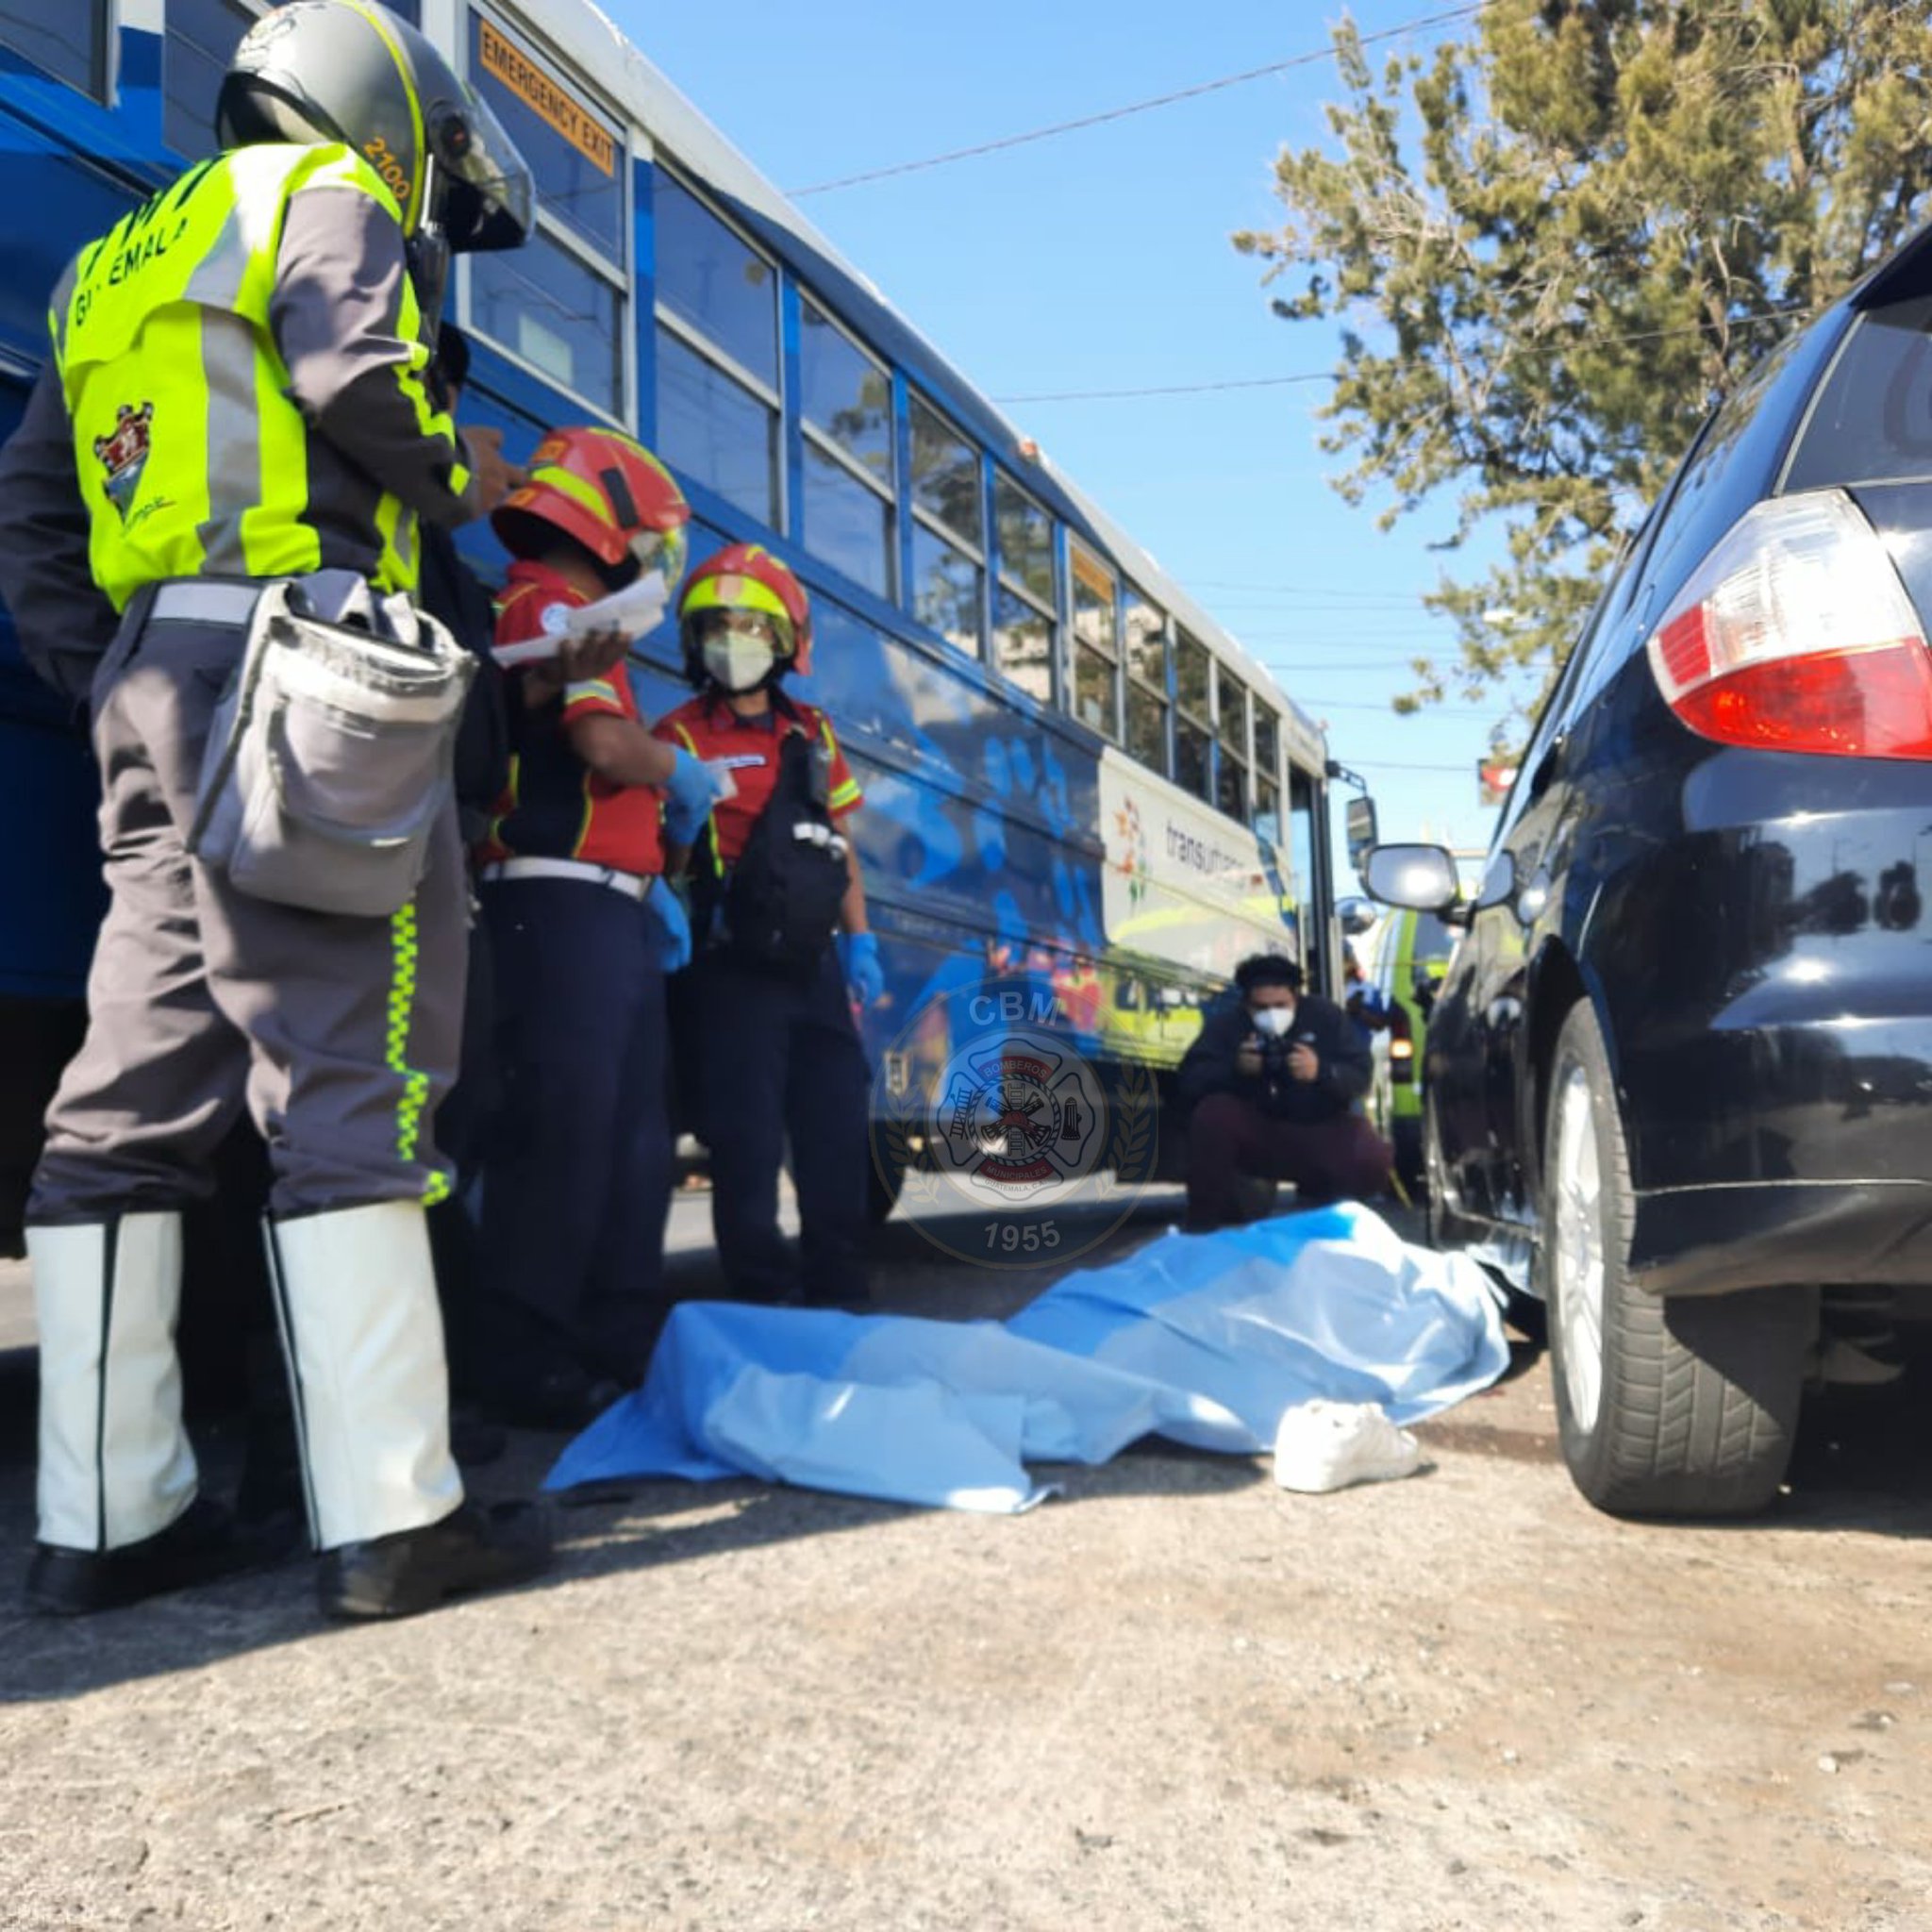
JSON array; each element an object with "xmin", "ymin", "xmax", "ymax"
[{"xmin": 1644, "ymin": 489, "xmax": 1932, "ymax": 758}]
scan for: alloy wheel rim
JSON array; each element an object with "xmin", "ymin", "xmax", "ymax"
[{"xmin": 1551, "ymin": 1062, "xmax": 1606, "ymax": 1430}]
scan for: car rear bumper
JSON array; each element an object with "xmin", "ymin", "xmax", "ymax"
[{"xmin": 1630, "ymin": 1178, "xmax": 1932, "ymax": 1296}]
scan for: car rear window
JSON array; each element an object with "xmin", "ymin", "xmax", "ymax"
[{"xmin": 1785, "ymin": 295, "xmax": 1932, "ymax": 490}]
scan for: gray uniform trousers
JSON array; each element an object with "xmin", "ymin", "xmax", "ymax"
[{"xmin": 30, "ymin": 599, "xmax": 465, "ymax": 1225}]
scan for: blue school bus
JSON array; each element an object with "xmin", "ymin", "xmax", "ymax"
[{"xmin": 0, "ymin": 0, "xmax": 1357, "ymax": 1236}]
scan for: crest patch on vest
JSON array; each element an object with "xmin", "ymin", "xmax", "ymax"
[{"xmin": 93, "ymin": 402, "xmax": 154, "ymax": 519}]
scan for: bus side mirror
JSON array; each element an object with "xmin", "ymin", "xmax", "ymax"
[
  {"xmin": 1336, "ymin": 894, "xmax": 1378, "ymax": 936},
  {"xmin": 1345, "ymin": 795, "xmax": 1379, "ymax": 870}
]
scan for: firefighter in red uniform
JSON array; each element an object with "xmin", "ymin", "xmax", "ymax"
[
  {"xmin": 473, "ymin": 428, "xmax": 719, "ymax": 1424},
  {"xmin": 654, "ymin": 546, "xmax": 882, "ymax": 1307}
]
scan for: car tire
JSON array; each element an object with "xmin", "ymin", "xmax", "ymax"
[{"xmin": 1540, "ymin": 1001, "xmax": 1812, "ymax": 1519}]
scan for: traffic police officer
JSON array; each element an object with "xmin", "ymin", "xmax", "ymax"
[
  {"xmin": 655, "ymin": 546, "xmax": 883, "ymax": 1307},
  {"xmin": 0, "ymin": 0, "xmax": 548, "ymax": 1620},
  {"xmin": 474, "ymin": 426, "xmax": 718, "ymax": 1424}
]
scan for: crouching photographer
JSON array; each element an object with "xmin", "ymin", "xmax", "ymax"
[{"xmin": 1176, "ymin": 953, "xmax": 1391, "ymax": 1231}]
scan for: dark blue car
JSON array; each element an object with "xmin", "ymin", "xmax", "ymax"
[{"xmin": 1365, "ymin": 225, "xmax": 1932, "ymax": 1519}]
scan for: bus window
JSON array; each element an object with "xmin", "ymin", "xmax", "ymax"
[
  {"xmin": 916, "ymin": 526, "xmax": 981, "ymax": 658},
  {"xmin": 1253, "ymin": 702, "xmax": 1282, "ymax": 844},
  {"xmin": 1124, "ymin": 590, "xmax": 1168, "ymax": 775},
  {"xmin": 994, "ymin": 474, "xmax": 1053, "ymax": 604},
  {"xmin": 800, "ymin": 298, "xmax": 893, "ymax": 598},
  {"xmin": 992, "ymin": 586, "xmax": 1051, "ymax": 699},
  {"xmin": 1216, "ymin": 663, "xmax": 1248, "ymax": 822},
  {"xmin": 909, "ymin": 395, "xmax": 984, "ymax": 656},
  {"xmin": 653, "ymin": 171, "xmax": 779, "ymax": 521},
  {"xmin": 3, "ymin": 0, "xmax": 111, "ymax": 99},
  {"xmin": 164, "ymin": 0, "xmax": 255, "ymax": 158},
  {"xmin": 468, "ymin": 8, "xmax": 627, "ymax": 416},
  {"xmin": 1070, "ymin": 542, "xmax": 1119, "ymax": 741},
  {"xmin": 475, "ymin": 241, "xmax": 623, "ymax": 413},
  {"xmin": 470, "ymin": 10, "xmax": 622, "ymax": 258},
  {"xmin": 991, "ymin": 473, "xmax": 1053, "ymax": 697},
  {"xmin": 1174, "ymin": 627, "xmax": 1212, "ymax": 803},
  {"xmin": 655, "ymin": 172, "xmax": 776, "ymax": 389}
]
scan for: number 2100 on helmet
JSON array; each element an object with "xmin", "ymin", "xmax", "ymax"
[{"xmin": 218, "ymin": 0, "xmax": 533, "ymax": 255}]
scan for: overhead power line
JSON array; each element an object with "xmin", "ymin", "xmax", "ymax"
[
  {"xmin": 992, "ymin": 302, "xmax": 1818, "ymax": 405},
  {"xmin": 1192, "ymin": 579, "xmax": 1435, "ymax": 599},
  {"xmin": 1258, "ymin": 660, "xmax": 1436, "ymax": 673},
  {"xmin": 997, "ymin": 374, "xmax": 1331, "ymax": 405},
  {"xmin": 1299, "ymin": 697, "xmax": 1499, "ymax": 712},
  {"xmin": 788, "ymin": 4, "xmax": 1485, "ymax": 196},
  {"xmin": 1341, "ymin": 758, "xmax": 1484, "ymax": 773}
]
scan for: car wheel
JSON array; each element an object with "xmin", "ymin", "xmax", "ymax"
[{"xmin": 1540, "ymin": 1001, "xmax": 1812, "ymax": 1518}]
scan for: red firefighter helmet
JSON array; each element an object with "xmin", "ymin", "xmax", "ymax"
[
  {"xmin": 676, "ymin": 543, "xmax": 814, "ymax": 682},
  {"xmin": 491, "ymin": 426, "xmax": 691, "ymax": 586}
]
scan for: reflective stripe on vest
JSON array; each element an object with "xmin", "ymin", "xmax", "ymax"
[{"xmin": 52, "ymin": 142, "xmax": 425, "ymax": 611}]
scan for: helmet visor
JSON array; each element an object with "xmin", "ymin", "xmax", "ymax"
[
  {"xmin": 430, "ymin": 91, "xmax": 534, "ymax": 253},
  {"xmin": 693, "ymin": 606, "xmax": 793, "ymax": 661},
  {"xmin": 629, "ymin": 524, "xmax": 689, "ymax": 589}
]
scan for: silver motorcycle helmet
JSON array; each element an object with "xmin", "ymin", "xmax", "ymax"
[{"xmin": 216, "ymin": 0, "xmax": 534, "ymax": 271}]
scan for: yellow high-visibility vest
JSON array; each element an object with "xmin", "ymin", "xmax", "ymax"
[{"xmin": 50, "ymin": 142, "xmax": 447, "ymax": 609}]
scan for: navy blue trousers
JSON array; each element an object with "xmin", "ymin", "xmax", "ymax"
[
  {"xmin": 690, "ymin": 945, "xmax": 869, "ymax": 1306},
  {"xmin": 477, "ymin": 877, "xmax": 672, "ymax": 1390}
]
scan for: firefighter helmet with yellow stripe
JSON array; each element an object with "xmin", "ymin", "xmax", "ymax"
[
  {"xmin": 678, "ymin": 544, "xmax": 814, "ymax": 683},
  {"xmin": 492, "ymin": 425, "xmax": 691, "ymax": 589}
]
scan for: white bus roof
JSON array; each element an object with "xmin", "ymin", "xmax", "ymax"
[{"xmin": 545, "ymin": 0, "xmax": 1328, "ymax": 771}]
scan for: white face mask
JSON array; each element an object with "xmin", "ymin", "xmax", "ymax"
[
  {"xmin": 703, "ymin": 634, "xmax": 774, "ymax": 693},
  {"xmin": 1251, "ymin": 1004, "xmax": 1295, "ymax": 1037}
]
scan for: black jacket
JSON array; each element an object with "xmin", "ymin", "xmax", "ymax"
[
  {"xmin": 417, "ymin": 523, "xmax": 509, "ymax": 844},
  {"xmin": 1175, "ymin": 989, "xmax": 1372, "ymax": 1125}
]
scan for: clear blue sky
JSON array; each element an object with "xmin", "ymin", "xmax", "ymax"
[{"xmin": 608, "ymin": 0, "xmax": 1528, "ymax": 869}]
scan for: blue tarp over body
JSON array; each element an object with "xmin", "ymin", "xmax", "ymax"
[{"xmin": 545, "ymin": 1205, "xmax": 1511, "ymax": 1513}]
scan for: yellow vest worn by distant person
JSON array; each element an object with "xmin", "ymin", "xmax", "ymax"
[{"xmin": 49, "ymin": 142, "xmax": 443, "ymax": 609}]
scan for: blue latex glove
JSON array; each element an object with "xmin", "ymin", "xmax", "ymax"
[
  {"xmin": 661, "ymin": 746, "xmax": 720, "ymax": 847},
  {"xmin": 644, "ymin": 877, "xmax": 692, "ymax": 973},
  {"xmin": 840, "ymin": 930, "xmax": 884, "ymax": 1008}
]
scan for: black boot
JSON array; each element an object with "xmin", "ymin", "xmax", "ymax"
[
  {"xmin": 317, "ymin": 1500, "xmax": 552, "ymax": 1621},
  {"xmin": 25, "ymin": 1497, "xmax": 283, "ymax": 1616}
]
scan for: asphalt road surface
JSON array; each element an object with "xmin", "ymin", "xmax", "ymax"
[{"xmin": 3, "ymin": 1188, "xmax": 1930, "ymax": 1930}]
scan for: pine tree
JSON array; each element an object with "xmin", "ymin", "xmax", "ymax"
[{"xmin": 1236, "ymin": 0, "xmax": 1932, "ymax": 726}]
